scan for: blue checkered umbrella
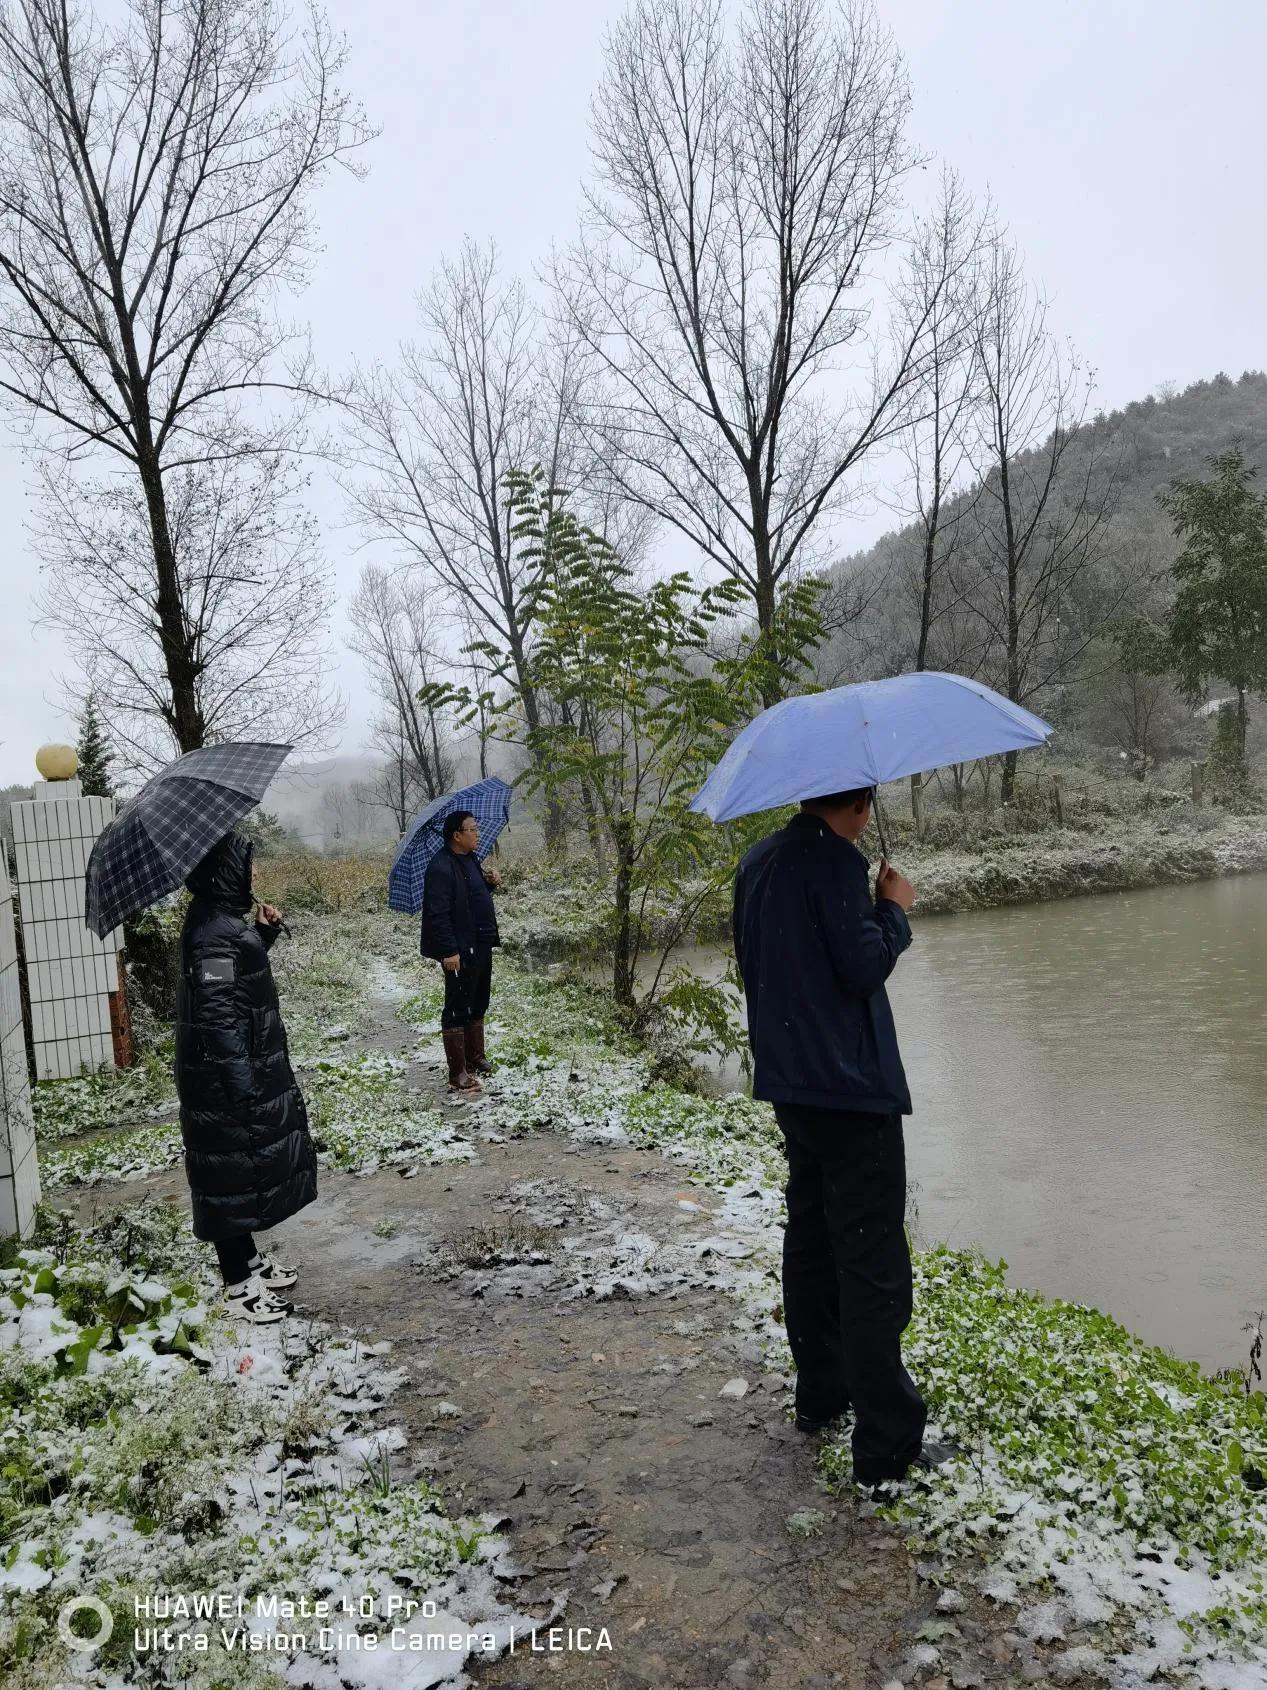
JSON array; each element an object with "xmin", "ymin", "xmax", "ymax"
[
  {"xmin": 388, "ymin": 777, "xmax": 513, "ymax": 915},
  {"xmin": 84, "ymin": 743, "xmax": 292, "ymax": 938}
]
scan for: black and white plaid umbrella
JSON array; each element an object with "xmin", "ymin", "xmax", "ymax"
[{"xmin": 84, "ymin": 743, "xmax": 292, "ymax": 938}]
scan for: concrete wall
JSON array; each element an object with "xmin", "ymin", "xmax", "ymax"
[
  {"xmin": 11, "ymin": 780, "xmax": 124, "ymax": 1080},
  {"xmin": 0, "ymin": 849, "xmax": 39, "ymax": 1238}
]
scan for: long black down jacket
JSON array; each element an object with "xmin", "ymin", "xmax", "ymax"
[
  {"xmin": 174, "ymin": 832, "xmax": 316, "ymax": 1242},
  {"xmin": 732, "ymin": 811, "xmax": 914, "ymax": 1115}
]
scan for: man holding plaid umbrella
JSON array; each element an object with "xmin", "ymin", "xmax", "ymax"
[
  {"xmin": 390, "ymin": 776, "xmax": 511, "ymax": 1095},
  {"xmin": 421, "ymin": 810, "xmax": 501, "ymax": 1093}
]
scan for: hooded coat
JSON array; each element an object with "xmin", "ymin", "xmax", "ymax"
[
  {"xmin": 732, "ymin": 811, "xmax": 913, "ymax": 1115},
  {"xmin": 174, "ymin": 832, "xmax": 316, "ymax": 1241}
]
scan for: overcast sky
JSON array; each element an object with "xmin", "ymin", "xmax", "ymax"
[{"xmin": 1, "ymin": 0, "xmax": 1263, "ymax": 785}]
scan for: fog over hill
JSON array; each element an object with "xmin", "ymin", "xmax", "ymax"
[{"xmin": 815, "ymin": 369, "xmax": 1267, "ymax": 772}]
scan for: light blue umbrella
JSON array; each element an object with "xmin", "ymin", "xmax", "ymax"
[
  {"xmin": 689, "ymin": 672, "xmax": 1051, "ymax": 847},
  {"xmin": 388, "ymin": 777, "xmax": 513, "ymax": 915}
]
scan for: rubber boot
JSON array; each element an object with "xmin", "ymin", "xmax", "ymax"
[
  {"xmin": 442, "ymin": 1028, "xmax": 481, "ymax": 1093},
  {"xmin": 465, "ymin": 1019, "xmax": 493, "ymax": 1075}
]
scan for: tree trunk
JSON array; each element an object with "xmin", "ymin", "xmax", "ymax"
[
  {"xmin": 579, "ymin": 779, "xmax": 605, "ymax": 871},
  {"xmin": 753, "ymin": 523, "xmax": 780, "ymax": 709},
  {"xmin": 137, "ymin": 448, "xmax": 205, "ymax": 752},
  {"xmin": 998, "ymin": 419, "xmax": 1020, "ymax": 805},
  {"xmin": 916, "ymin": 501, "xmax": 938, "ymax": 674},
  {"xmin": 425, "ymin": 695, "xmax": 447, "ymax": 796},
  {"xmin": 611, "ymin": 821, "xmax": 635, "ymax": 1009},
  {"xmin": 514, "ymin": 656, "xmax": 564, "ymax": 851},
  {"xmin": 1000, "ymin": 748, "xmax": 1019, "ymax": 805},
  {"xmin": 910, "ymin": 772, "xmax": 925, "ymax": 840}
]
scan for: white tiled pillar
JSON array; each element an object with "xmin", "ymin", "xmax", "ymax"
[
  {"xmin": 11, "ymin": 780, "xmax": 126, "ymax": 1081},
  {"xmin": 0, "ymin": 850, "xmax": 39, "ymax": 1237}
]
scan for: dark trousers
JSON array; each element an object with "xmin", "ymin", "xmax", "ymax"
[
  {"xmin": 441, "ymin": 943, "xmax": 494, "ymax": 1030},
  {"xmin": 775, "ymin": 1103, "xmax": 926, "ymax": 1483},
  {"xmin": 215, "ymin": 1233, "xmax": 257, "ymax": 1287}
]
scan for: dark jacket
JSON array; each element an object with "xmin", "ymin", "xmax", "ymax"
[
  {"xmin": 732, "ymin": 811, "xmax": 913, "ymax": 1114},
  {"xmin": 174, "ymin": 833, "xmax": 316, "ymax": 1241},
  {"xmin": 421, "ymin": 848, "xmax": 500, "ymax": 961}
]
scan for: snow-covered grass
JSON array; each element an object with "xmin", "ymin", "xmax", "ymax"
[
  {"xmin": 304, "ymin": 1050, "xmax": 475, "ymax": 1175},
  {"xmin": 0, "ymin": 1202, "xmax": 534, "ymax": 1690},
  {"xmin": 822, "ymin": 1251, "xmax": 1267, "ymax": 1686},
  {"xmin": 37, "ymin": 1121, "xmax": 184, "ymax": 1188},
  {"xmin": 32, "ymin": 1047, "xmax": 176, "ymax": 1143},
  {"xmin": 904, "ymin": 814, "xmax": 1267, "ymax": 916}
]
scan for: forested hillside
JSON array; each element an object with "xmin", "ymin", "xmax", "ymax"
[{"xmin": 822, "ymin": 370, "xmax": 1267, "ymax": 778}]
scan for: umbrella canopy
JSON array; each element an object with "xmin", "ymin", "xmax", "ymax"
[
  {"xmin": 84, "ymin": 743, "xmax": 292, "ymax": 938},
  {"xmin": 689, "ymin": 672, "xmax": 1051, "ymax": 824},
  {"xmin": 388, "ymin": 777, "xmax": 513, "ymax": 915}
]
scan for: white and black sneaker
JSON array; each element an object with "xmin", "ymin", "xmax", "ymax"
[
  {"xmin": 225, "ymin": 1274, "xmax": 291, "ymax": 1324},
  {"xmin": 248, "ymin": 1252, "xmax": 298, "ymax": 1291}
]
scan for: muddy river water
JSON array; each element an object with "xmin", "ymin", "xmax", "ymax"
[{"xmin": 667, "ymin": 873, "xmax": 1267, "ymax": 1372}]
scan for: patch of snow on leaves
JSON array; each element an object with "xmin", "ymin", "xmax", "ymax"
[{"xmin": 0, "ymin": 1205, "xmax": 546, "ymax": 1689}]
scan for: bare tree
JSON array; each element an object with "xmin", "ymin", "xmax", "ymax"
[
  {"xmin": 321, "ymin": 780, "xmax": 365, "ymax": 849},
  {"xmin": 345, "ymin": 241, "xmax": 621, "ymax": 848},
  {"xmin": 347, "ymin": 564, "xmax": 454, "ymax": 814},
  {"xmin": 556, "ymin": 0, "xmax": 959, "ymax": 700},
  {"xmin": 964, "ymin": 230, "xmax": 1120, "ymax": 800},
  {"xmin": 35, "ymin": 452, "xmax": 340, "ymax": 768},
  {"xmin": 346, "ymin": 243, "xmax": 549, "ymax": 748},
  {"xmin": 351, "ymin": 720, "xmax": 417, "ymax": 835},
  {"xmin": 892, "ymin": 170, "xmax": 987, "ymax": 828},
  {"xmin": 0, "ymin": 0, "xmax": 372, "ymax": 751}
]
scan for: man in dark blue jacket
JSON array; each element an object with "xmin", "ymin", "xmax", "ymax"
[
  {"xmin": 733, "ymin": 787, "xmax": 949, "ymax": 1487},
  {"xmin": 422, "ymin": 810, "xmax": 501, "ymax": 1093}
]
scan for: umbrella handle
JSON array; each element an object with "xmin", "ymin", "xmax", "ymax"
[{"xmin": 872, "ymin": 787, "xmax": 891, "ymax": 861}]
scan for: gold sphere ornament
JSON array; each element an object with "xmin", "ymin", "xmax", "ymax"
[{"xmin": 35, "ymin": 744, "xmax": 78, "ymax": 781}]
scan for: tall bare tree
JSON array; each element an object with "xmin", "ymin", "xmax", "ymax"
[
  {"xmin": 347, "ymin": 564, "xmax": 454, "ymax": 818},
  {"xmin": 346, "ymin": 241, "xmax": 620, "ymax": 847},
  {"xmin": 35, "ymin": 452, "xmax": 340, "ymax": 767},
  {"xmin": 351, "ymin": 721, "xmax": 418, "ymax": 835},
  {"xmin": 0, "ymin": 0, "xmax": 372, "ymax": 751},
  {"xmin": 347, "ymin": 243, "xmax": 548, "ymax": 743},
  {"xmin": 892, "ymin": 170, "xmax": 987, "ymax": 828},
  {"xmin": 557, "ymin": 0, "xmax": 957, "ymax": 700},
  {"xmin": 965, "ymin": 230, "xmax": 1120, "ymax": 799}
]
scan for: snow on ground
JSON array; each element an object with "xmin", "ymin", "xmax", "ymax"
[{"xmin": 0, "ymin": 1204, "xmax": 549, "ymax": 1690}]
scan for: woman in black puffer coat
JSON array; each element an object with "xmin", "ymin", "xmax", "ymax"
[{"xmin": 174, "ymin": 831, "xmax": 316, "ymax": 1321}]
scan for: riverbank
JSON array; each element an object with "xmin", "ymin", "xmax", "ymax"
[
  {"xmin": 491, "ymin": 808, "xmax": 1267, "ymax": 969},
  {"xmin": 15, "ymin": 907, "xmax": 1267, "ymax": 1688},
  {"xmin": 905, "ymin": 811, "xmax": 1267, "ymax": 915}
]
